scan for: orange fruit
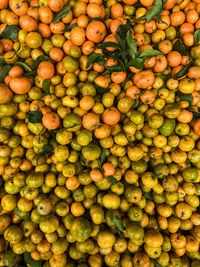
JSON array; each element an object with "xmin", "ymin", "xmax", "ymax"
[
  {"xmin": 170, "ymin": 11, "xmax": 185, "ymax": 27},
  {"xmin": 167, "ymin": 51, "xmax": 182, "ymax": 67},
  {"xmin": 126, "ymin": 86, "xmax": 140, "ymax": 100},
  {"xmin": 9, "ymin": 0, "xmax": 29, "ymax": 16},
  {"xmin": 86, "ymin": 3, "xmax": 102, "ymax": 18},
  {"xmin": 102, "ymin": 162, "xmax": 115, "ymax": 176},
  {"xmin": 102, "ymin": 107, "xmax": 120, "ymax": 125},
  {"xmin": 86, "ymin": 21, "xmax": 107, "ymax": 43},
  {"xmin": 0, "ymin": 83, "xmax": 13, "ymax": 104},
  {"xmin": 0, "ymin": 0, "xmax": 8, "ymax": 9},
  {"xmin": 49, "ymin": 48, "xmax": 64, "ymax": 62},
  {"xmin": 50, "ymin": 21, "xmax": 65, "ymax": 34},
  {"xmin": 140, "ymin": 0, "xmax": 154, "ymax": 6},
  {"xmin": 9, "ymin": 77, "xmax": 32, "ymax": 94},
  {"xmin": 134, "ymin": 71, "xmax": 155, "ymax": 89},
  {"xmin": 42, "ymin": 112, "xmax": 60, "ymax": 130},
  {"xmin": 38, "ymin": 6, "xmax": 53, "ymax": 24},
  {"xmin": 71, "ymin": 26, "xmax": 86, "ymax": 46},
  {"xmin": 103, "ymin": 34, "xmax": 119, "ymax": 52},
  {"xmin": 164, "ymin": 0, "xmax": 176, "ymax": 9},
  {"xmin": 111, "ymin": 3, "xmax": 123, "ymax": 18},
  {"xmin": 19, "ymin": 15, "xmax": 38, "ymax": 32},
  {"xmin": 38, "ymin": 23, "xmax": 51, "ymax": 38},
  {"xmin": 177, "ymin": 110, "xmax": 193, "ymax": 123},
  {"xmin": 110, "ymin": 19, "xmax": 122, "ymax": 34},
  {"xmin": 66, "ymin": 176, "xmax": 80, "ymax": 190},
  {"xmin": 82, "ymin": 112, "xmax": 100, "ymax": 130},
  {"xmin": 194, "ymin": 119, "xmax": 200, "ymax": 135},
  {"xmin": 48, "ymin": 0, "xmax": 63, "ymax": 12},
  {"xmin": 90, "ymin": 169, "xmax": 103, "ymax": 182},
  {"xmin": 8, "ymin": 66, "xmax": 24, "ymax": 78},
  {"xmin": 111, "ymin": 71, "xmax": 126, "ymax": 84},
  {"xmin": 140, "ymin": 90, "xmax": 156, "ymax": 104},
  {"xmin": 37, "ymin": 61, "xmax": 55, "ymax": 79}
]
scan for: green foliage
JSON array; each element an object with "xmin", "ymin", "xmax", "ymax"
[{"xmin": 52, "ymin": 4, "xmax": 71, "ymax": 24}]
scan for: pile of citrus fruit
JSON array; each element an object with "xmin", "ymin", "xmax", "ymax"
[{"xmin": 0, "ymin": 0, "xmax": 200, "ymax": 266}]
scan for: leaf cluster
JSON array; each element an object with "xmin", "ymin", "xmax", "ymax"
[
  {"xmin": 86, "ymin": 24, "xmax": 162, "ymax": 74},
  {"xmin": 27, "ymin": 111, "xmax": 43, "ymax": 123},
  {"xmin": 134, "ymin": 0, "xmax": 164, "ymax": 22},
  {"xmin": 0, "ymin": 25, "xmax": 20, "ymax": 40}
]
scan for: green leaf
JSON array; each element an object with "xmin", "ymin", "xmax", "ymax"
[
  {"xmin": 97, "ymin": 41, "xmax": 121, "ymax": 50},
  {"xmin": 76, "ymin": 259, "xmax": 87, "ymax": 264},
  {"xmin": 146, "ymin": 0, "xmax": 163, "ymax": 22},
  {"xmin": 101, "ymin": 48, "xmax": 116, "ymax": 59},
  {"xmin": 100, "ymin": 148, "xmax": 106, "ymax": 165},
  {"xmin": 177, "ymin": 91, "xmax": 193, "ymax": 106},
  {"xmin": 32, "ymin": 55, "xmax": 50, "ymax": 69},
  {"xmin": 0, "ymin": 65, "xmax": 12, "ymax": 82},
  {"xmin": 142, "ymin": 191, "xmax": 152, "ymax": 200},
  {"xmin": 155, "ymin": 74, "xmax": 169, "ymax": 88},
  {"xmin": 97, "ymin": 58, "xmax": 107, "ymax": 66},
  {"xmin": 197, "ymin": 204, "xmax": 200, "ymax": 214},
  {"xmin": 50, "ymin": 128, "xmax": 60, "ymax": 139},
  {"xmin": 24, "ymin": 252, "xmax": 42, "ymax": 267},
  {"xmin": 151, "ymin": 259, "xmax": 163, "ymax": 267},
  {"xmin": 62, "ymin": 123, "xmax": 81, "ymax": 131},
  {"xmin": 91, "ymin": 17, "xmax": 105, "ymax": 22},
  {"xmin": 82, "ymin": 209, "xmax": 91, "ymax": 220},
  {"xmin": 24, "ymin": 70, "xmax": 37, "ymax": 77},
  {"xmin": 134, "ymin": 14, "xmax": 146, "ymax": 22},
  {"xmin": 135, "ymin": 0, "xmax": 163, "ymax": 22},
  {"xmin": 5, "ymin": 241, "xmax": 10, "ymax": 253},
  {"xmin": 173, "ymin": 39, "xmax": 188, "ymax": 55},
  {"xmin": 112, "ymin": 214, "xmax": 124, "ymax": 232},
  {"xmin": 27, "ymin": 111, "xmax": 43, "ymax": 123},
  {"xmin": 134, "ymin": 1, "xmax": 143, "ymax": 8},
  {"xmin": 138, "ymin": 88, "xmax": 148, "ymax": 97},
  {"xmin": 125, "ymin": 135, "xmax": 135, "ymax": 150},
  {"xmin": 95, "ymin": 84, "xmax": 109, "ymax": 94},
  {"xmin": 65, "ymin": 23, "xmax": 77, "ymax": 31},
  {"xmin": 131, "ymin": 98, "xmax": 140, "ymax": 109},
  {"xmin": 139, "ymin": 49, "xmax": 163, "ymax": 57},
  {"xmin": 194, "ymin": 29, "xmax": 200, "ymax": 45},
  {"xmin": 125, "ymin": 249, "xmax": 132, "ymax": 256},
  {"xmin": 175, "ymin": 26, "xmax": 180, "ymax": 38},
  {"xmin": 80, "ymin": 154, "xmax": 87, "ymax": 166},
  {"xmin": 52, "ymin": 4, "xmax": 71, "ymax": 24},
  {"xmin": 42, "ymin": 79, "xmax": 51, "ymax": 93},
  {"xmin": 42, "ymin": 145, "xmax": 53, "ymax": 154},
  {"xmin": 0, "ymin": 25, "xmax": 20, "ymax": 40},
  {"xmin": 188, "ymin": 109, "xmax": 200, "ymax": 119},
  {"xmin": 121, "ymin": 73, "xmax": 133, "ymax": 87},
  {"xmin": 7, "ymin": 52, "xmax": 17, "ymax": 61},
  {"xmin": 4, "ymin": 250, "xmax": 22, "ymax": 267},
  {"xmin": 174, "ymin": 63, "xmax": 191, "ymax": 79},
  {"xmin": 86, "ymin": 53, "xmax": 104, "ymax": 68},
  {"xmin": 15, "ymin": 208, "xmax": 30, "ymax": 220},
  {"xmin": 108, "ymin": 176, "xmax": 117, "ymax": 185},
  {"xmin": 177, "ymin": 229, "xmax": 185, "ymax": 235},
  {"xmin": 104, "ymin": 65, "xmax": 123, "ymax": 74},
  {"xmin": 115, "ymin": 35, "xmax": 126, "ymax": 52},
  {"xmin": 117, "ymin": 23, "xmax": 131, "ymax": 38},
  {"xmin": 15, "ymin": 61, "xmax": 32, "ymax": 72},
  {"xmin": 128, "ymin": 58, "xmax": 145, "ymax": 69},
  {"xmin": 155, "ymin": 74, "xmax": 169, "ymax": 81},
  {"xmin": 126, "ymin": 31, "xmax": 137, "ymax": 59},
  {"xmin": 0, "ymin": 59, "xmax": 4, "ymax": 66}
]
